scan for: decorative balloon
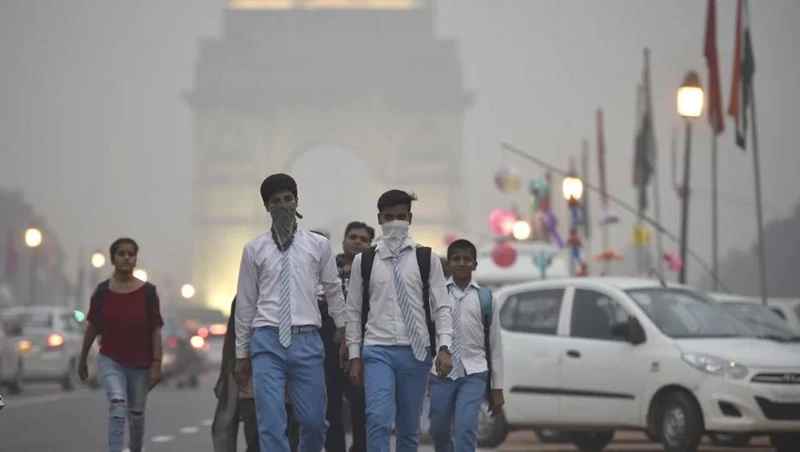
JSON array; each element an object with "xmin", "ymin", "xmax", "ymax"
[
  {"xmin": 488, "ymin": 208, "xmax": 517, "ymax": 237},
  {"xmin": 568, "ymin": 197, "xmax": 583, "ymax": 226},
  {"xmin": 494, "ymin": 166, "xmax": 522, "ymax": 194},
  {"xmin": 664, "ymin": 252, "xmax": 683, "ymax": 272},
  {"xmin": 542, "ymin": 210, "xmax": 564, "ymax": 247},
  {"xmin": 533, "ymin": 249, "xmax": 551, "ymax": 279},
  {"xmin": 492, "ymin": 242, "xmax": 517, "ymax": 268},
  {"xmin": 567, "ymin": 227, "xmax": 582, "ymax": 262}
]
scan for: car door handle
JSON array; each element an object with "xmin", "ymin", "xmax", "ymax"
[{"xmin": 566, "ymin": 350, "xmax": 581, "ymax": 358}]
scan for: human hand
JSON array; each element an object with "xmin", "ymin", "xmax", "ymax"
[
  {"xmin": 435, "ymin": 351, "xmax": 452, "ymax": 377},
  {"xmin": 235, "ymin": 358, "xmax": 251, "ymax": 387},
  {"xmin": 488, "ymin": 389, "xmax": 505, "ymax": 416},
  {"xmin": 348, "ymin": 358, "xmax": 363, "ymax": 386}
]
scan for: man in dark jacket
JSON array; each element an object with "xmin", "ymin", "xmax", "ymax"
[{"xmin": 212, "ymin": 297, "xmax": 299, "ymax": 452}]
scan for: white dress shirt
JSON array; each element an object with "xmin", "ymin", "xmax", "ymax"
[
  {"xmin": 235, "ymin": 229, "xmax": 345, "ymax": 358},
  {"xmin": 431, "ymin": 278, "xmax": 504, "ymax": 390},
  {"xmin": 345, "ymin": 236, "xmax": 453, "ymax": 359}
]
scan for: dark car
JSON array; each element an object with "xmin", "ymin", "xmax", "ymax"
[
  {"xmin": 161, "ymin": 314, "xmax": 206, "ymax": 388},
  {"xmin": 175, "ymin": 307, "xmax": 228, "ymax": 369}
]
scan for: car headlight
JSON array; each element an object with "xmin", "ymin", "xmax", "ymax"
[{"xmin": 682, "ymin": 353, "xmax": 749, "ymax": 380}]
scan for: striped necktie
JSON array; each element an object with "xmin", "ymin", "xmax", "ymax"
[
  {"xmin": 448, "ymin": 284, "xmax": 469, "ymax": 379},
  {"xmin": 278, "ymin": 249, "xmax": 292, "ymax": 347},
  {"xmin": 392, "ymin": 252, "xmax": 428, "ymax": 361}
]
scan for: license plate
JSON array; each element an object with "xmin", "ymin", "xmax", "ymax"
[{"xmin": 772, "ymin": 392, "xmax": 800, "ymax": 403}]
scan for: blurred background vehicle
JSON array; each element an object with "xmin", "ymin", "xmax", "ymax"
[
  {"xmin": 174, "ymin": 306, "xmax": 227, "ymax": 369},
  {"xmin": 0, "ymin": 306, "xmax": 99, "ymax": 392},
  {"xmin": 161, "ymin": 313, "xmax": 207, "ymax": 389}
]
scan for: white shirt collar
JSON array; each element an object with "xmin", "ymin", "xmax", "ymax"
[
  {"xmin": 375, "ymin": 236, "xmax": 417, "ymax": 258},
  {"xmin": 446, "ymin": 277, "xmax": 480, "ymax": 291}
]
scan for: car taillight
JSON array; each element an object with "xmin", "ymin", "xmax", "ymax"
[
  {"xmin": 47, "ymin": 333, "xmax": 65, "ymax": 348},
  {"xmin": 209, "ymin": 323, "xmax": 227, "ymax": 336},
  {"xmin": 190, "ymin": 335, "xmax": 205, "ymax": 349},
  {"xmin": 198, "ymin": 327, "xmax": 209, "ymax": 338},
  {"xmin": 167, "ymin": 336, "xmax": 178, "ymax": 349}
]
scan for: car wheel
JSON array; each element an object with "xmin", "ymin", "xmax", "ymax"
[
  {"xmin": 567, "ymin": 431, "xmax": 614, "ymax": 451},
  {"xmin": 709, "ymin": 433, "xmax": 751, "ymax": 447},
  {"xmin": 7, "ymin": 359, "xmax": 24, "ymax": 395},
  {"xmin": 771, "ymin": 433, "xmax": 800, "ymax": 452},
  {"xmin": 476, "ymin": 401, "xmax": 508, "ymax": 448},
  {"xmin": 61, "ymin": 359, "xmax": 76, "ymax": 391},
  {"xmin": 660, "ymin": 391, "xmax": 703, "ymax": 452},
  {"xmin": 535, "ymin": 428, "xmax": 564, "ymax": 443}
]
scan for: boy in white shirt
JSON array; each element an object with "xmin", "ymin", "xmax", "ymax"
[{"xmin": 428, "ymin": 239, "xmax": 505, "ymax": 452}]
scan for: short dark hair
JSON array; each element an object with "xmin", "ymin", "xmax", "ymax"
[
  {"xmin": 447, "ymin": 239, "xmax": 477, "ymax": 260},
  {"xmin": 110, "ymin": 237, "xmax": 139, "ymax": 258},
  {"xmin": 377, "ymin": 189, "xmax": 417, "ymax": 213},
  {"xmin": 344, "ymin": 221, "xmax": 376, "ymax": 241},
  {"xmin": 260, "ymin": 173, "xmax": 298, "ymax": 203}
]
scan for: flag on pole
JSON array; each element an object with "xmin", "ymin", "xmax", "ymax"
[
  {"xmin": 596, "ymin": 109, "xmax": 608, "ymax": 208},
  {"xmin": 727, "ymin": 0, "xmax": 755, "ymax": 149},
  {"xmin": 633, "ymin": 50, "xmax": 656, "ymax": 212},
  {"xmin": 704, "ymin": 0, "xmax": 725, "ymax": 135}
]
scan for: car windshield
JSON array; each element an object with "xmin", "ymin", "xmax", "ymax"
[
  {"xmin": 626, "ymin": 288, "xmax": 757, "ymax": 339},
  {"xmin": 717, "ymin": 301, "xmax": 800, "ymax": 342}
]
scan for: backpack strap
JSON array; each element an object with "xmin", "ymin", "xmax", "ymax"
[
  {"xmin": 477, "ymin": 287, "xmax": 493, "ymax": 396},
  {"xmin": 360, "ymin": 246, "xmax": 377, "ymax": 340},
  {"xmin": 94, "ymin": 279, "xmax": 111, "ymax": 335},
  {"xmin": 415, "ymin": 246, "xmax": 436, "ymax": 357},
  {"xmin": 143, "ymin": 282, "xmax": 157, "ymax": 361}
]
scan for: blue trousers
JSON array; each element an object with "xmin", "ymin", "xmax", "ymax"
[
  {"xmin": 251, "ymin": 327, "xmax": 327, "ymax": 452},
  {"xmin": 428, "ymin": 372, "xmax": 488, "ymax": 452},
  {"xmin": 363, "ymin": 345, "xmax": 431, "ymax": 452},
  {"xmin": 98, "ymin": 355, "xmax": 150, "ymax": 452}
]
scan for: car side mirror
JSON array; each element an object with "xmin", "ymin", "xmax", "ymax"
[{"xmin": 611, "ymin": 317, "xmax": 646, "ymax": 345}]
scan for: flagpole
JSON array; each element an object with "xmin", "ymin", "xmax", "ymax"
[
  {"xmin": 711, "ymin": 123, "xmax": 720, "ymax": 291},
  {"xmin": 749, "ymin": 86, "xmax": 768, "ymax": 305},
  {"xmin": 678, "ymin": 119, "xmax": 693, "ymax": 284}
]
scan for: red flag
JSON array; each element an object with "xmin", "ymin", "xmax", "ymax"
[
  {"xmin": 704, "ymin": 0, "xmax": 725, "ymax": 134},
  {"xmin": 4, "ymin": 230, "xmax": 18, "ymax": 277}
]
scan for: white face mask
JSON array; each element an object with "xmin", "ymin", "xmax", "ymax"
[{"xmin": 381, "ymin": 220, "xmax": 410, "ymax": 253}]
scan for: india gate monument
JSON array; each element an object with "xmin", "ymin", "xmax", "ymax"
[{"xmin": 185, "ymin": 0, "xmax": 472, "ymax": 310}]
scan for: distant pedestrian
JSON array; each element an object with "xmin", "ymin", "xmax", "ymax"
[
  {"xmin": 345, "ymin": 190, "xmax": 454, "ymax": 452},
  {"xmin": 78, "ymin": 237, "xmax": 164, "ymax": 452},
  {"xmin": 235, "ymin": 174, "xmax": 345, "ymax": 452}
]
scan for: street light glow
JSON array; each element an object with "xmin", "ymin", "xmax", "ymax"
[
  {"xmin": 562, "ymin": 176, "xmax": 584, "ymax": 201},
  {"xmin": 90, "ymin": 252, "xmax": 106, "ymax": 269},
  {"xmin": 181, "ymin": 283, "xmax": 196, "ymax": 300},
  {"xmin": 133, "ymin": 269, "xmax": 148, "ymax": 282},
  {"xmin": 24, "ymin": 228, "xmax": 42, "ymax": 248},
  {"xmin": 511, "ymin": 220, "xmax": 531, "ymax": 241},
  {"xmin": 677, "ymin": 71, "xmax": 704, "ymax": 119}
]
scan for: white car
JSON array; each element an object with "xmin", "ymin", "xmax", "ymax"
[
  {"xmin": 0, "ymin": 317, "xmax": 24, "ymax": 394},
  {"xmin": 478, "ymin": 277, "xmax": 800, "ymax": 452},
  {"xmin": 0, "ymin": 306, "xmax": 99, "ymax": 391}
]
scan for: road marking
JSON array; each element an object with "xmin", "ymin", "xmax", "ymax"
[
  {"xmin": 200, "ymin": 418, "xmax": 213, "ymax": 426},
  {"xmin": 151, "ymin": 435, "xmax": 173, "ymax": 443},
  {"xmin": 180, "ymin": 426, "xmax": 199, "ymax": 434},
  {"xmin": 5, "ymin": 392, "xmax": 85, "ymax": 407}
]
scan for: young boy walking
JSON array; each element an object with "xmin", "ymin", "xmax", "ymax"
[{"xmin": 428, "ymin": 239, "xmax": 505, "ymax": 452}]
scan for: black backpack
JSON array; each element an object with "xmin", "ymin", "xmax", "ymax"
[
  {"xmin": 93, "ymin": 280, "xmax": 157, "ymax": 338},
  {"xmin": 360, "ymin": 246, "xmax": 436, "ymax": 357}
]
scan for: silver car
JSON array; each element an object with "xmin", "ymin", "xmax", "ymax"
[
  {"xmin": 0, "ymin": 317, "xmax": 24, "ymax": 394},
  {"xmin": 0, "ymin": 306, "xmax": 99, "ymax": 391}
]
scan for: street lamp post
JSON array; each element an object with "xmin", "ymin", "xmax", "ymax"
[
  {"xmin": 562, "ymin": 168, "xmax": 585, "ymax": 276},
  {"xmin": 24, "ymin": 227, "xmax": 42, "ymax": 305},
  {"xmin": 90, "ymin": 251, "xmax": 106, "ymax": 289},
  {"xmin": 677, "ymin": 71, "xmax": 704, "ymax": 284},
  {"xmin": 181, "ymin": 283, "xmax": 196, "ymax": 301},
  {"xmin": 133, "ymin": 269, "xmax": 148, "ymax": 282}
]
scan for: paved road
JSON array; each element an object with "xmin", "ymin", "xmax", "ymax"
[{"xmin": 0, "ymin": 376, "xmax": 775, "ymax": 451}]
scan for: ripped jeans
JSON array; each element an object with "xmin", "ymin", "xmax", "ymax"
[{"xmin": 98, "ymin": 355, "xmax": 151, "ymax": 452}]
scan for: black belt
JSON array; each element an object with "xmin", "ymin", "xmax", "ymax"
[{"xmin": 262, "ymin": 325, "xmax": 317, "ymax": 334}]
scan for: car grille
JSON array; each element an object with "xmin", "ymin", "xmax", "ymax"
[
  {"xmin": 751, "ymin": 373, "xmax": 800, "ymax": 384},
  {"xmin": 755, "ymin": 397, "xmax": 800, "ymax": 420}
]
